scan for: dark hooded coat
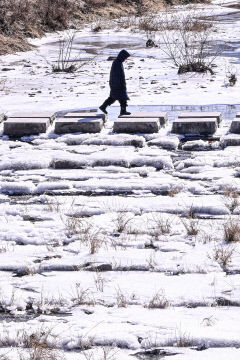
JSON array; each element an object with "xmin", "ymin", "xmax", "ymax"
[{"xmin": 109, "ymin": 49, "xmax": 130, "ymax": 102}]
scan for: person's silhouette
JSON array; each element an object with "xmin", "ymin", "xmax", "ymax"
[{"xmin": 99, "ymin": 49, "xmax": 131, "ymax": 116}]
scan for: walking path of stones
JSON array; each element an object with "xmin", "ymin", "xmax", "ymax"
[{"xmin": 2, "ymin": 109, "xmax": 240, "ymax": 137}]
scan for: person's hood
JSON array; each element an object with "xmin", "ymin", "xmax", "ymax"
[{"xmin": 117, "ymin": 49, "xmax": 130, "ymax": 62}]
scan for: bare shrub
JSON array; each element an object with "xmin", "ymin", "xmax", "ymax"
[
  {"xmin": 222, "ymin": 187, "xmax": 240, "ymax": 213},
  {"xmin": 223, "ymin": 218, "xmax": 240, "ymax": 243},
  {"xmin": 181, "ymin": 217, "xmax": 200, "ymax": 236},
  {"xmin": 150, "ymin": 214, "xmax": 172, "ymax": 239},
  {"xmin": 175, "ymin": 332, "xmax": 193, "ymax": 347},
  {"xmin": 116, "ymin": 287, "xmax": 127, "ymax": 308},
  {"xmin": 52, "ymin": 31, "xmax": 90, "ymax": 73},
  {"xmin": 94, "ymin": 272, "xmax": 109, "ymax": 292},
  {"xmin": 64, "ymin": 215, "xmax": 84, "ymax": 238},
  {"xmin": 18, "ymin": 327, "xmax": 64, "ymax": 360},
  {"xmin": 113, "ymin": 210, "xmax": 134, "ymax": 234},
  {"xmin": 213, "ymin": 245, "xmax": 235, "ymax": 269},
  {"xmin": 159, "ymin": 8, "xmax": 217, "ymax": 74},
  {"xmin": 71, "ymin": 283, "xmax": 95, "ymax": 306},
  {"xmin": 81, "ymin": 224, "xmax": 105, "ymax": 254},
  {"xmin": 146, "ymin": 251, "xmax": 158, "ymax": 269},
  {"xmin": 83, "ymin": 346, "xmax": 118, "ymax": 360},
  {"xmin": 44, "ymin": 196, "xmax": 61, "ymax": 213},
  {"xmin": 146, "ymin": 290, "xmax": 169, "ymax": 309},
  {"xmin": 138, "ymin": 14, "xmax": 161, "ymax": 35}
]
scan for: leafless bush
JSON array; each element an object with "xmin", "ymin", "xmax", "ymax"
[
  {"xmin": 83, "ymin": 346, "xmax": 118, "ymax": 360},
  {"xmin": 159, "ymin": 8, "xmax": 217, "ymax": 74},
  {"xmin": 52, "ymin": 31, "xmax": 90, "ymax": 73},
  {"xmin": 146, "ymin": 251, "xmax": 158, "ymax": 269},
  {"xmin": 116, "ymin": 287, "xmax": 127, "ymax": 308},
  {"xmin": 18, "ymin": 327, "xmax": 65, "ymax": 360},
  {"xmin": 64, "ymin": 215, "xmax": 84, "ymax": 238},
  {"xmin": 65, "ymin": 216, "xmax": 105, "ymax": 254},
  {"xmin": 94, "ymin": 272, "xmax": 109, "ymax": 292},
  {"xmin": 113, "ymin": 210, "xmax": 134, "ymax": 234},
  {"xmin": 146, "ymin": 290, "xmax": 169, "ymax": 309},
  {"xmin": 81, "ymin": 224, "xmax": 105, "ymax": 254},
  {"xmin": 71, "ymin": 283, "xmax": 95, "ymax": 306},
  {"xmin": 213, "ymin": 245, "xmax": 235, "ymax": 269},
  {"xmin": 175, "ymin": 332, "xmax": 193, "ymax": 347},
  {"xmin": 222, "ymin": 187, "xmax": 240, "ymax": 213},
  {"xmin": 223, "ymin": 218, "xmax": 240, "ymax": 243},
  {"xmin": 150, "ymin": 214, "xmax": 172, "ymax": 239},
  {"xmin": 44, "ymin": 196, "xmax": 61, "ymax": 213},
  {"xmin": 181, "ymin": 217, "xmax": 200, "ymax": 236},
  {"xmin": 138, "ymin": 14, "xmax": 161, "ymax": 34}
]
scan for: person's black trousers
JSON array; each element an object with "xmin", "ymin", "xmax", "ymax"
[{"xmin": 101, "ymin": 96, "xmax": 127, "ymax": 112}]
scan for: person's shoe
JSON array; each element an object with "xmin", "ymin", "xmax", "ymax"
[
  {"xmin": 99, "ymin": 105, "xmax": 108, "ymax": 114},
  {"xmin": 120, "ymin": 110, "xmax": 131, "ymax": 116}
]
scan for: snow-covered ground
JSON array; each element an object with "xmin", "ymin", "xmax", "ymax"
[{"xmin": 0, "ymin": 0, "xmax": 240, "ymax": 359}]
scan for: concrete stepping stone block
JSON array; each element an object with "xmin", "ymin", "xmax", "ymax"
[
  {"xmin": 178, "ymin": 112, "xmax": 222, "ymax": 125},
  {"xmin": 64, "ymin": 112, "xmax": 106, "ymax": 122},
  {"xmin": 230, "ymin": 119, "xmax": 240, "ymax": 134},
  {"xmin": 4, "ymin": 118, "xmax": 50, "ymax": 136},
  {"xmin": 55, "ymin": 117, "xmax": 104, "ymax": 134},
  {"xmin": 7, "ymin": 112, "xmax": 55, "ymax": 123},
  {"xmin": 113, "ymin": 118, "xmax": 160, "ymax": 134},
  {"xmin": 172, "ymin": 118, "xmax": 218, "ymax": 135},
  {"xmin": 119, "ymin": 112, "xmax": 168, "ymax": 127}
]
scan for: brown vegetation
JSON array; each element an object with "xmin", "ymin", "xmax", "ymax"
[
  {"xmin": 0, "ymin": 0, "xmax": 211, "ymax": 55},
  {"xmin": 0, "ymin": 0, "xmax": 80, "ymax": 55}
]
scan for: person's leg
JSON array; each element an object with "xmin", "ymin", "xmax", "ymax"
[
  {"xmin": 99, "ymin": 96, "xmax": 115, "ymax": 114},
  {"xmin": 119, "ymin": 100, "xmax": 131, "ymax": 116}
]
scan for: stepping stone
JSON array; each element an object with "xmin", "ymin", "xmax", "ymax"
[
  {"xmin": 64, "ymin": 112, "xmax": 106, "ymax": 122},
  {"xmin": 4, "ymin": 118, "xmax": 50, "ymax": 136},
  {"xmin": 178, "ymin": 112, "xmax": 222, "ymax": 125},
  {"xmin": 67, "ymin": 108, "xmax": 98, "ymax": 113},
  {"xmin": 119, "ymin": 112, "xmax": 168, "ymax": 127},
  {"xmin": 172, "ymin": 118, "xmax": 218, "ymax": 135},
  {"xmin": 230, "ymin": 119, "xmax": 240, "ymax": 134},
  {"xmin": 55, "ymin": 117, "xmax": 104, "ymax": 134},
  {"xmin": 113, "ymin": 118, "xmax": 160, "ymax": 134},
  {"xmin": 7, "ymin": 112, "xmax": 55, "ymax": 123}
]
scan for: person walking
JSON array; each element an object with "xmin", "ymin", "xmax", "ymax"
[{"xmin": 99, "ymin": 49, "xmax": 131, "ymax": 116}]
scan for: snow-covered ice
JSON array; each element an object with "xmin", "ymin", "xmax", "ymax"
[{"xmin": 0, "ymin": 0, "xmax": 240, "ymax": 359}]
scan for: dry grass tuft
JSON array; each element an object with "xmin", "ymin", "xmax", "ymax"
[
  {"xmin": 222, "ymin": 187, "xmax": 240, "ymax": 213},
  {"xmin": 181, "ymin": 218, "xmax": 200, "ymax": 236},
  {"xmin": 223, "ymin": 218, "xmax": 240, "ymax": 243},
  {"xmin": 213, "ymin": 245, "xmax": 235, "ymax": 269},
  {"xmin": 116, "ymin": 287, "xmax": 127, "ymax": 308},
  {"xmin": 146, "ymin": 290, "xmax": 169, "ymax": 309}
]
